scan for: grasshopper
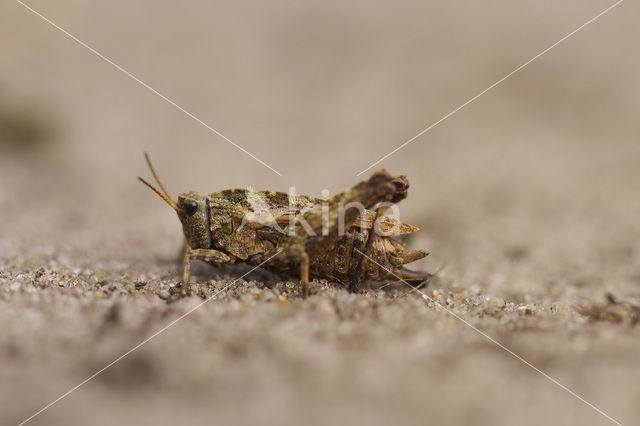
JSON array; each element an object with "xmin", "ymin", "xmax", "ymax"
[{"xmin": 139, "ymin": 154, "xmax": 430, "ymax": 297}]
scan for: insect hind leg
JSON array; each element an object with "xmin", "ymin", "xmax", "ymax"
[
  {"xmin": 277, "ymin": 243, "xmax": 311, "ymax": 298},
  {"xmin": 300, "ymin": 251, "xmax": 310, "ymax": 298},
  {"xmin": 389, "ymin": 175, "xmax": 410, "ymax": 204}
]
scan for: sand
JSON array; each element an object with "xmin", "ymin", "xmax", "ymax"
[{"xmin": 1, "ymin": 1, "xmax": 639, "ymax": 425}]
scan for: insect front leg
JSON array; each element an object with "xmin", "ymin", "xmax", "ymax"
[
  {"xmin": 176, "ymin": 239, "xmax": 188, "ymax": 263},
  {"xmin": 182, "ymin": 248, "xmax": 234, "ymax": 295}
]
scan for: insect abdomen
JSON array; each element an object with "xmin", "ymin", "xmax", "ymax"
[{"xmin": 310, "ymin": 223, "xmax": 428, "ymax": 283}]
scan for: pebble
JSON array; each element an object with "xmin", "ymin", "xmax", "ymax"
[
  {"xmin": 488, "ymin": 296, "xmax": 505, "ymax": 308},
  {"xmin": 262, "ymin": 291, "xmax": 276, "ymax": 302},
  {"xmin": 517, "ymin": 306, "xmax": 533, "ymax": 315},
  {"xmin": 482, "ymin": 296, "xmax": 505, "ymax": 311},
  {"xmin": 277, "ymin": 295, "xmax": 289, "ymax": 306}
]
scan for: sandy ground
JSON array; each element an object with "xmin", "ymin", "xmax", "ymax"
[{"xmin": 1, "ymin": 1, "xmax": 640, "ymax": 425}]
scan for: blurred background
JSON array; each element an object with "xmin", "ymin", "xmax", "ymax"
[{"xmin": 1, "ymin": 0, "xmax": 639, "ymax": 425}]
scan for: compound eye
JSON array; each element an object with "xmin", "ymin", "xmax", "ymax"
[{"xmin": 182, "ymin": 199, "xmax": 198, "ymax": 216}]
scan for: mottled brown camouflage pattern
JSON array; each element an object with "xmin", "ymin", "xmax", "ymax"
[{"xmin": 141, "ymin": 156, "xmax": 430, "ymax": 297}]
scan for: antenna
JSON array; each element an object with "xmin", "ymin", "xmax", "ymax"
[
  {"xmin": 138, "ymin": 177, "xmax": 178, "ymax": 210},
  {"xmin": 143, "ymin": 152, "xmax": 177, "ymax": 206}
]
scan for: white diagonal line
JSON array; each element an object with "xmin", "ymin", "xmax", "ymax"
[
  {"xmin": 16, "ymin": 0, "xmax": 283, "ymax": 177},
  {"xmin": 18, "ymin": 250, "xmax": 283, "ymax": 426},
  {"xmin": 355, "ymin": 249, "xmax": 623, "ymax": 426},
  {"xmin": 356, "ymin": 0, "xmax": 624, "ymax": 176}
]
